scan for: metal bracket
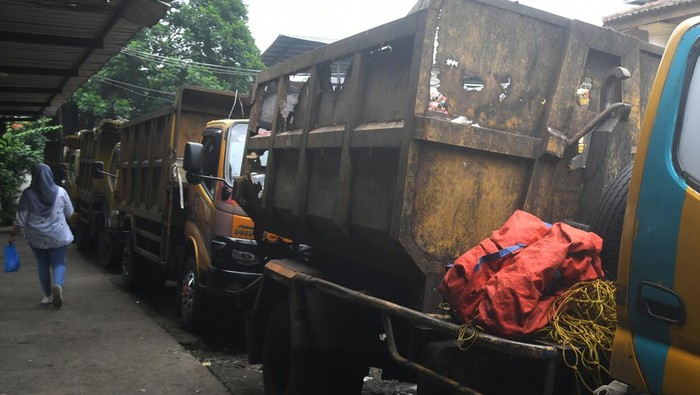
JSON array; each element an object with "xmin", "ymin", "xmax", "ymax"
[{"xmin": 568, "ymin": 67, "xmax": 632, "ymax": 170}]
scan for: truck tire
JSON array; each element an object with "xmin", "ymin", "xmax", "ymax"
[
  {"xmin": 589, "ymin": 162, "xmax": 633, "ymax": 280},
  {"xmin": 263, "ymin": 301, "xmax": 300, "ymax": 394},
  {"xmin": 262, "ymin": 302, "xmax": 366, "ymax": 395},
  {"xmin": 122, "ymin": 237, "xmax": 144, "ymax": 290},
  {"xmin": 179, "ymin": 256, "xmax": 205, "ymax": 330},
  {"xmin": 147, "ymin": 264, "xmax": 167, "ymax": 290},
  {"xmin": 76, "ymin": 221, "xmax": 92, "ymax": 251},
  {"xmin": 98, "ymin": 231, "xmax": 119, "ymax": 269}
]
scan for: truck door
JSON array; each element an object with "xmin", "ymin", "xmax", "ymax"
[
  {"xmin": 617, "ymin": 20, "xmax": 700, "ymax": 394},
  {"xmin": 189, "ymin": 128, "xmax": 222, "ymax": 268},
  {"xmin": 221, "ymin": 121, "xmax": 256, "ymax": 241}
]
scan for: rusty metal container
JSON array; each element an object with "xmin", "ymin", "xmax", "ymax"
[{"xmin": 244, "ymin": 0, "xmax": 662, "ymax": 310}]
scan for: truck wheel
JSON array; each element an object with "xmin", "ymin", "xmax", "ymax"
[
  {"xmin": 180, "ymin": 256, "xmax": 205, "ymax": 330},
  {"xmin": 262, "ymin": 302, "xmax": 366, "ymax": 395},
  {"xmin": 122, "ymin": 238, "xmax": 144, "ymax": 290},
  {"xmin": 76, "ymin": 222, "xmax": 92, "ymax": 251},
  {"xmin": 98, "ymin": 231, "xmax": 119, "ymax": 269},
  {"xmin": 263, "ymin": 302, "xmax": 297, "ymax": 394},
  {"xmin": 589, "ymin": 162, "xmax": 633, "ymax": 280},
  {"xmin": 147, "ymin": 264, "xmax": 167, "ymax": 290}
]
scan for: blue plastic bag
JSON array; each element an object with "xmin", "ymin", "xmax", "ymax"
[{"xmin": 4, "ymin": 243, "xmax": 20, "ymax": 273}]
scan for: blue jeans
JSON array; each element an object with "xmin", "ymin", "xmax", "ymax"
[{"xmin": 31, "ymin": 246, "xmax": 66, "ymax": 297}]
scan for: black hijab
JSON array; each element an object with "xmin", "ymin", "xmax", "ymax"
[{"xmin": 18, "ymin": 163, "xmax": 59, "ymax": 217}]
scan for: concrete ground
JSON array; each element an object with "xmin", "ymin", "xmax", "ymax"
[{"xmin": 0, "ymin": 229, "xmax": 230, "ymax": 395}]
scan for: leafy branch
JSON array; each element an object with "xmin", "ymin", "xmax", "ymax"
[{"xmin": 0, "ymin": 119, "xmax": 56, "ymax": 225}]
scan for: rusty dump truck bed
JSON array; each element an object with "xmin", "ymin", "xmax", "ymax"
[
  {"xmin": 118, "ymin": 85, "xmax": 243, "ymax": 221},
  {"xmin": 77, "ymin": 120, "xmax": 120, "ymax": 201},
  {"xmin": 118, "ymin": 85, "xmax": 245, "ymax": 265},
  {"xmin": 244, "ymin": 0, "xmax": 662, "ymax": 310}
]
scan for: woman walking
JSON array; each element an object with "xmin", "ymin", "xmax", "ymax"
[{"xmin": 8, "ymin": 163, "xmax": 74, "ymax": 308}]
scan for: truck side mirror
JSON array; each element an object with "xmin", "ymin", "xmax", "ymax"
[
  {"xmin": 184, "ymin": 142, "xmax": 203, "ymax": 185},
  {"xmin": 94, "ymin": 161, "xmax": 105, "ymax": 179}
]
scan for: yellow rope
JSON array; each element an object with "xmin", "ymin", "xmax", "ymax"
[
  {"xmin": 538, "ymin": 279, "xmax": 617, "ymax": 392},
  {"xmin": 457, "ymin": 322, "xmax": 478, "ymax": 351}
]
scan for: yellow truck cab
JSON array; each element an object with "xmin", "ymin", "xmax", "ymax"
[
  {"xmin": 182, "ymin": 115, "xmax": 297, "ymax": 328},
  {"xmin": 182, "ymin": 119, "xmax": 262, "ymax": 306},
  {"xmin": 604, "ymin": 16, "xmax": 700, "ymax": 394}
]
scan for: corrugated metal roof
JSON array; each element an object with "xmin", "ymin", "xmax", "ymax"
[
  {"xmin": 261, "ymin": 35, "xmax": 335, "ymax": 67},
  {"xmin": 0, "ymin": 0, "xmax": 171, "ymax": 121},
  {"xmin": 604, "ymin": 0, "xmax": 699, "ymax": 22}
]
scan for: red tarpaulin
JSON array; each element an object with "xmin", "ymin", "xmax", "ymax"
[{"xmin": 439, "ymin": 210, "xmax": 604, "ymax": 338}]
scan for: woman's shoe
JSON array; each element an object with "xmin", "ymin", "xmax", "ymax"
[
  {"xmin": 52, "ymin": 285, "xmax": 63, "ymax": 309},
  {"xmin": 41, "ymin": 295, "xmax": 53, "ymax": 305}
]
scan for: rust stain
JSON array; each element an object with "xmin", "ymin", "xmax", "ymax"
[{"xmin": 411, "ymin": 142, "xmax": 529, "ymax": 261}]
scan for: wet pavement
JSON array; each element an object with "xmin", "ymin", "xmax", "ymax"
[
  {"xmin": 0, "ymin": 229, "xmax": 229, "ymax": 394},
  {"xmin": 0, "ymin": 227, "xmax": 418, "ymax": 395}
]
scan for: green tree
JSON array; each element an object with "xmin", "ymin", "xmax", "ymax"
[
  {"xmin": 0, "ymin": 119, "xmax": 55, "ymax": 225},
  {"xmin": 70, "ymin": 0, "xmax": 263, "ymax": 127}
]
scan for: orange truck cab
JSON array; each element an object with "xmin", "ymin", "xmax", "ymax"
[
  {"xmin": 183, "ymin": 119, "xmax": 261, "ymax": 302},
  {"xmin": 181, "ymin": 117, "xmax": 294, "ymax": 328}
]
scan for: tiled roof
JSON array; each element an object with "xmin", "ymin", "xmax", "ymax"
[{"xmin": 604, "ymin": 0, "xmax": 698, "ymax": 23}]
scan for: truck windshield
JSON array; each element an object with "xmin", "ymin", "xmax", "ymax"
[{"xmin": 225, "ymin": 122, "xmax": 248, "ymax": 183}]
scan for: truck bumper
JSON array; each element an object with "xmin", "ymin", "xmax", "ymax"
[{"xmin": 205, "ymin": 265, "xmax": 261, "ymax": 302}]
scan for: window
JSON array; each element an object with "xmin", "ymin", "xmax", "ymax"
[
  {"xmin": 200, "ymin": 131, "xmax": 222, "ymax": 197},
  {"xmin": 679, "ymin": 55, "xmax": 700, "ymax": 186},
  {"xmin": 225, "ymin": 122, "xmax": 248, "ymax": 184}
]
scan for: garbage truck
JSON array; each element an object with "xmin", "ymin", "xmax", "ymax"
[
  {"xmin": 115, "ymin": 85, "xmax": 272, "ymax": 328},
  {"xmin": 74, "ymin": 119, "xmax": 121, "ymax": 267},
  {"xmin": 184, "ymin": 0, "xmax": 700, "ymax": 393}
]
